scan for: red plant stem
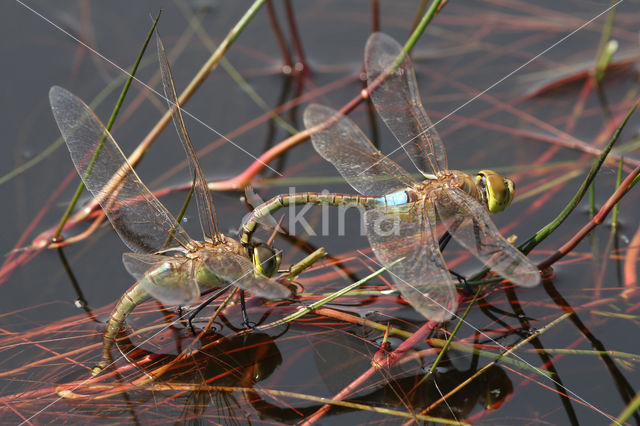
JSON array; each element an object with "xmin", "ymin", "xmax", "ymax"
[
  {"xmin": 523, "ymin": 55, "xmax": 639, "ymax": 98},
  {"xmin": 0, "ymin": 169, "xmax": 78, "ymax": 284},
  {"xmin": 314, "ymin": 307, "xmax": 412, "ymax": 338},
  {"xmin": 266, "ymin": 0, "xmax": 293, "ymax": 69},
  {"xmin": 623, "ymin": 223, "xmax": 640, "ymax": 298},
  {"xmin": 283, "ymin": 0, "xmax": 310, "ymax": 78},
  {"xmin": 537, "ymin": 164, "xmax": 640, "ymax": 271},
  {"xmin": 565, "ymin": 75, "xmax": 595, "ymax": 134},
  {"xmin": 214, "ymin": 56, "xmax": 404, "ymax": 191},
  {"xmin": 210, "ymin": 83, "xmax": 370, "ymax": 191},
  {"xmin": 426, "ymin": 64, "xmax": 639, "ymax": 169},
  {"xmin": 371, "ymin": 0, "xmax": 379, "ymax": 33},
  {"xmin": 302, "ymin": 320, "xmax": 437, "ymax": 425}
]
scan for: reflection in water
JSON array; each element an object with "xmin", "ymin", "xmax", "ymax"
[
  {"xmin": 117, "ymin": 329, "xmax": 283, "ymax": 424},
  {"xmin": 111, "ymin": 324, "xmax": 511, "ymax": 423},
  {"xmin": 251, "ymin": 363, "xmax": 513, "ymax": 423},
  {"xmin": 298, "ymin": 327, "xmax": 514, "ymax": 422}
]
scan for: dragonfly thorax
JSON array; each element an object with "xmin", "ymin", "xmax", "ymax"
[
  {"xmin": 192, "ymin": 235, "xmax": 282, "ymax": 282},
  {"xmin": 190, "ymin": 235, "xmax": 245, "ymax": 259},
  {"xmin": 414, "ymin": 169, "xmax": 484, "ymax": 204}
]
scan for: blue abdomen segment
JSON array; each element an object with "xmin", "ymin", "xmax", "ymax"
[{"xmin": 378, "ymin": 190, "xmax": 408, "ymax": 206}]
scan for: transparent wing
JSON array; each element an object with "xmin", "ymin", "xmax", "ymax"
[
  {"xmin": 435, "ymin": 187, "xmax": 540, "ymax": 288},
  {"xmin": 365, "ymin": 32, "xmax": 447, "ymax": 176},
  {"xmin": 364, "ymin": 202, "xmax": 458, "ymax": 321},
  {"xmin": 304, "ymin": 103, "xmax": 417, "ymax": 197},
  {"xmin": 122, "ymin": 252, "xmax": 167, "ymax": 280},
  {"xmin": 49, "ymin": 86, "xmax": 192, "ymax": 254},
  {"xmin": 157, "ymin": 34, "xmax": 222, "ymax": 243},
  {"xmin": 203, "ymin": 252, "xmax": 291, "ymax": 299},
  {"xmin": 133, "ymin": 254, "xmax": 200, "ymax": 306}
]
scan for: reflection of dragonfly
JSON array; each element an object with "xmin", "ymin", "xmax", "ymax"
[
  {"xmin": 242, "ymin": 33, "xmax": 539, "ymax": 321},
  {"xmin": 49, "ymin": 36, "xmax": 290, "ymax": 373},
  {"xmin": 115, "ymin": 329, "xmax": 283, "ymax": 420}
]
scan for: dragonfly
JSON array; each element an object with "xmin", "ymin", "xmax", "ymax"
[
  {"xmin": 242, "ymin": 32, "xmax": 539, "ymax": 321},
  {"xmin": 49, "ymin": 35, "xmax": 290, "ymax": 374}
]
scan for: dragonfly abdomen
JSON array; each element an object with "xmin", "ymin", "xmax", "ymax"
[
  {"xmin": 376, "ymin": 190, "xmax": 410, "ymax": 206},
  {"xmin": 93, "ymin": 282, "xmax": 149, "ymax": 375},
  {"xmin": 241, "ymin": 192, "xmax": 383, "ymax": 245}
]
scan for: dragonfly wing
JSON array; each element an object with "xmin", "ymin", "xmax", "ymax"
[
  {"xmin": 436, "ymin": 188, "xmax": 540, "ymax": 288},
  {"xmin": 49, "ymin": 86, "xmax": 192, "ymax": 254},
  {"xmin": 122, "ymin": 252, "xmax": 167, "ymax": 280},
  {"xmin": 365, "ymin": 32, "xmax": 447, "ymax": 176},
  {"xmin": 202, "ymin": 252, "xmax": 291, "ymax": 299},
  {"xmin": 364, "ymin": 202, "xmax": 458, "ymax": 321},
  {"xmin": 157, "ymin": 35, "xmax": 222, "ymax": 243},
  {"xmin": 304, "ymin": 103, "xmax": 417, "ymax": 196}
]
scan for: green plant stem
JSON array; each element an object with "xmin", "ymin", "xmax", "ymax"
[
  {"xmin": 175, "ymin": 0, "xmax": 298, "ymax": 135},
  {"xmin": 284, "ymin": 248, "xmax": 327, "ymax": 280},
  {"xmin": 75, "ymin": 383, "xmax": 464, "ymax": 424},
  {"xmin": 528, "ymin": 347, "xmax": 640, "ymax": 362},
  {"xmin": 426, "ymin": 287, "xmax": 480, "ymax": 377},
  {"xmin": 520, "ymin": 98, "xmax": 640, "ymax": 254},
  {"xmin": 538, "ymin": 163, "xmax": 640, "ymax": 270},
  {"xmin": 613, "ymin": 389, "xmax": 640, "ymax": 425},
  {"xmin": 260, "ymin": 258, "xmax": 402, "ymax": 329},
  {"xmin": 163, "ymin": 175, "xmax": 195, "ymax": 248},
  {"xmin": 594, "ymin": 0, "xmax": 618, "ymax": 83},
  {"xmin": 404, "ymin": 0, "xmax": 445, "ymax": 55},
  {"xmin": 427, "ymin": 339, "xmax": 553, "ymax": 378}
]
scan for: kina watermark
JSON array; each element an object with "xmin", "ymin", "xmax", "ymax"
[{"xmin": 242, "ymin": 187, "xmax": 403, "ymax": 238}]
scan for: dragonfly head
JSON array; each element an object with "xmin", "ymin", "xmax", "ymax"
[
  {"xmin": 250, "ymin": 241, "xmax": 282, "ymax": 278},
  {"xmin": 475, "ymin": 170, "xmax": 515, "ymax": 213}
]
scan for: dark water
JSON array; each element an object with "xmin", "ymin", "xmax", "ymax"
[{"xmin": 1, "ymin": 0, "xmax": 640, "ymax": 424}]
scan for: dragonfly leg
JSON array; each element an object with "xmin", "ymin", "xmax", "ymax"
[
  {"xmin": 439, "ymin": 230, "xmax": 474, "ymax": 293},
  {"xmin": 438, "ymin": 231, "xmax": 452, "ymax": 252},
  {"xmin": 187, "ymin": 287, "xmax": 229, "ymax": 334},
  {"xmin": 449, "ymin": 269, "xmax": 474, "ymax": 295},
  {"xmin": 240, "ymin": 290, "xmax": 257, "ymax": 329}
]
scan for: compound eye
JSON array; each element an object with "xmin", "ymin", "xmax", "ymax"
[
  {"xmin": 252, "ymin": 243, "xmax": 282, "ymax": 278},
  {"xmin": 476, "ymin": 170, "xmax": 515, "ymax": 213}
]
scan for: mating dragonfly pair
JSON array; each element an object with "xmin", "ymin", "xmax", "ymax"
[{"xmin": 50, "ymin": 32, "xmax": 539, "ymax": 372}]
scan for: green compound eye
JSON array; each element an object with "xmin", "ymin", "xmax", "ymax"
[
  {"xmin": 251, "ymin": 243, "xmax": 282, "ymax": 278},
  {"xmin": 475, "ymin": 170, "xmax": 515, "ymax": 213}
]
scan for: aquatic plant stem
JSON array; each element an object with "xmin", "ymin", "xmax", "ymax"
[
  {"xmin": 269, "ymin": 258, "xmax": 401, "ymax": 327},
  {"xmin": 55, "ymin": 383, "xmax": 462, "ymax": 424},
  {"xmin": 521, "ymin": 97, "xmax": 640, "ymax": 254},
  {"xmin": 426, "ymin": 288, "xmax": 480, "ymax": 378},
  {"xmin": 403, "ymin": 0, "xmax": 445, "ymax": 57},
  {"xmin": 538, "ymin": 164, "xmax": 640, "ymax": 271},
  {"xmin": 613, "ymin": 388, "xmax": 640, "ymax": 425},
  {"xmin": 266, "ymin": 1, "xmax": 293, "ymax": 71}
]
